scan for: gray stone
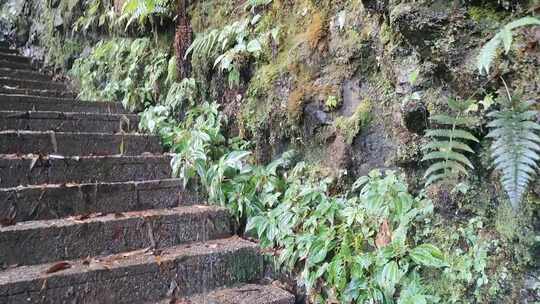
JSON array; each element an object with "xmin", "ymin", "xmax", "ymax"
[{"xmin": 0, "ymin": 130, "xmax": 163, "ymax": 156}]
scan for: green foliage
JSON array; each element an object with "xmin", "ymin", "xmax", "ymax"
[
  {"xmin": 248, "ymin": 170, "xmax": 443, "ymax": 303},
  {"xmin": 324, "ymin": 95, "xmax": 340, "ymax": 111},
  {"xmin": 74, "ymin": 0, "xmax": 116, "ymax": 34},
  {"xmin": 119, "ymin": 0, "xmax": 173, "ymax": 29},
  {"xmin": 243, "ymin": 0, "xmax": 273, "ymax": 12},
  {"xmin": 70, "ymin": 38, "xmax": 172, "ymax": 111},
  {"xmin": 477, "ymin": 16, "xmax": 540, "ymax": 74},
  {"xmin": 185, "ymin": 13, "xmax": 272, "ymax": 87},
  {"xmin": 422, "ymin": 99, "xmax": 479, "ymax": 186},
  {"xmin": 486, "ymin": 98, "xmax": 540, "ymax": 209}
]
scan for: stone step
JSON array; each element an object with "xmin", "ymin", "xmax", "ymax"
[
  {"xmin": 0, "ymin": 179, "xmax": 201, "ymax": 222},
  {"xmin": 0, "ymin": 68, "xmax": 51, "ymax": 81},
  {"xmin": 0, "ymin": 205, "xmax": 232, "ymax": 266},
  {"xmin": 0, "ymin": 54, "xmax": 30, "ymax": 64},
  {"xmin": 162, "ymin": 284, "xmax": 295, "ymax": 304},
  {"xmin": 0, "ymin": 86, "xmax": 75, "ymax": 98},
  {"xmin": 0, "ymin": 59, "xmax": 32, "ymax": 70},
  {"xmin": 0, "ymin": 130, "xmax": 162, "ymax": 156},
  {"xmin": 0, "ymin": 77, "xmax": 66, "ymax": 91},
  {"xmin": 0, "ymin": 48, "xmax": 18, "ymax": 55},
  {"xmin": 0, "ymin": 110, "xmax": 140, "ymax": 133},
  {"xmin": 0, "ymin": 94, "xmax": 128, "ymax": 114},
  {"xmin": 0, "ymin": 237, "xmax": 262, "ymax": 303},
  {"xmin": 0, "ymin": 154, "xmax": 172, "ymax": 188}
]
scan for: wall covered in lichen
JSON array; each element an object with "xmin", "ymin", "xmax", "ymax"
[{"xmin": 2, "ymin": 0, "xmax": 539, "ymax": 302}]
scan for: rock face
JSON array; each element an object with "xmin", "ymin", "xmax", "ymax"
[{"xmin": 0, "ymin": 43, "xmax": 294, "ymax": 304}]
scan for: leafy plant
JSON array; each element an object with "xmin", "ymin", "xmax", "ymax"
[
  {"xmin": 486, "ymin": 96, "xmax": 540, "ymax": 209},
  {"xmin": 477, "ymin": 16, "xmax": 540, "ymax": 74},
  {"xmin": 243, "ymin": 0, "xmax": 272, "ymax": 12},
  {"xmin": 70, "ymin": 38, "xmax": 174, "ymax": 111},
  {"xmin": 248, "ymin": 169, "xmax": 444, "ymax": 303},
  {"xmin": 119, "ymin": 0, "xmax": 172, "ymax": 29},
  {"xmin": 185, "ymin": 15, "xmax": 270, "ymax": 87},
  {"xmin": 422, "ymin": 99, "xmax": 479, "ymax": 186},
  {"xmin": 74, "ymin": 0, "xmax": 116, "ymax": 34}
]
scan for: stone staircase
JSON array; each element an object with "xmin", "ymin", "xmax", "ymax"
[{"xmin": 0, "ymin": 41, "xmax": 294, "ymax": 304}]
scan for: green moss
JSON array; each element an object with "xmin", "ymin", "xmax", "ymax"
[
  {"xmin": 468, "ymin": 6, "xmax": 505, "ymax": 24},
  {"xmin": 189, "ymin": 0, "xmax": 236, "ymax": 33},
  {"xmin": 334, "ymin": 99, "xmax": 372, "ymax": 144}
]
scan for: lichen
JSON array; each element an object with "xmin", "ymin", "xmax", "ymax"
[
  {"xmin": 287, "ymin": 86, "xmax": 307, "ymax": 122},
  {"xmin": 334, "ymin": 98, "xmax": 372, "ymax": 144},
  {"xmin": 306, "ymin": 12, "xmax": 325, "ymax": 49}
]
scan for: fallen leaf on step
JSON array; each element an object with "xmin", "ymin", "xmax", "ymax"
[
  {"xmin": 45, "ymin": 262, "xmax": 71, "ymax": 274},
  {"xmin": 28, "ymin": 155, "xmax": 39, "ymax": 171},
  {"xmin": 74, "ymin": 213, "xmax": 91, "ymax": 221},
  {"xmin": 114, "ymin": 212, "xmax": 125, "ymax": 218},
  {"xmin": 82, "ymin": 256, "xmax": 91, "ymax": 266},
  {"xmin": 0, "ymin": 217, "xmax": 16, "ymax": 227}
]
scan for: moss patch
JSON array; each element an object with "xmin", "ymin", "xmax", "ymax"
[{"xmin": 334, "ymin": 98, "xmax": 372, "ymax": 144}]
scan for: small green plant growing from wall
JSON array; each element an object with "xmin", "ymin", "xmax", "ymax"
[
  {"xmin": 476, "ymin": 16, "xmax": 540, "ymax": 209},
  {"xmin": 422, "ymin": 98, "xmax": 479, "ymax": 186}
]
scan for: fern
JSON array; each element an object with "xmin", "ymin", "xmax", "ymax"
[
  {"xmin": 120, "ymin": 0, "xmax": 171, "ymax": 29},
  {"xmin": 184, "ymin": 29, "xmax": 220, "ymax": 60},
  {"xmin": 422, "ymin": 99, "xmax": 479, "ymax": 185},
  {"xmin": 243, "ymin": 0, "xmax": 272, "ymax": 11},
  {"xmin": 486, "ymin": 100, "xmax": 540, "ymax": 209},
  {"xmin": 477, "ymin": 16, "xmax": 540, "ymax": 75}
]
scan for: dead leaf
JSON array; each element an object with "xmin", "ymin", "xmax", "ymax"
[
  {"xmin": 155, "ymin": 255, "xmax": 162, "ymax": 266},
  {"xmin": 28, "ymin": 155, "xmax": 39, "ymax": 171},
  {"xmin": 74, "ymin": 213, "xmax": 91, "ymax": 221},
  {"xmin": 114, "ymin": 212, "xmax": 125, "ymax": 218},
  {"xmin": 0, "ymin": 217, "xmax": 16, "ymax": 227},
  {"xmin": 44, "ymin": 262, "xmax": 71, "ymax": 274},
  {"xmin": 375, "ymin": 219, "xmax": 392, "ymax": 249}
]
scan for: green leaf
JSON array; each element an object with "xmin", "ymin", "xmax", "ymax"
[
  {"xmin": 409, "ymin": 244, "xmax": 447, "ymax": 268},
  {"xmin": 378, "ymin": 261, "xmax": 402, "ymax": 296},
  {"xmin": 247, "ymin": 39, "xmax": 262, "ymax": 53}
]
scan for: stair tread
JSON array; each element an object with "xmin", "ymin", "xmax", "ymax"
[
  {"xmin": 168, "ymin": 284, "xmax": 295, "ymax": 304},
  {"xmin": 0, "ymin": 86, "xmax": 75, "ymax": 98},
  {"xmin": 0, "ymin": 204, "xmax": 221, "ymax": 231},
  {"xmin": 0, "ymin": 110, "xmax": 140, "ymax": 133},
  {"xmin": 0, "ymin": 130, "xmax": 162, "ymax": 156},
  {"xmin": 0, "ymin": 205, "xmax": 232, "ymax": 266},
  {"xmin": 0, "ymin": 93, "xmax": 128, "ymax": 113},
  {"xmin": 0, "ymin": 54, "xmax": 29, "ymax": 63},
  {"xmin": 0, "ymin": 153, "xmax": 172, "ymax": 188},
  {"xmin": 0, "ymin": 236, "xmax": 262, "ymax": 303},
  {"xmin": 0, "ymin": 178, "xmax": 200, "ymax": 221},
  {"xmin": 0, "ymin": 236, "xmax": 257, "ymax": 283},
  {"xmin": 0, "ymin": 110, "xmax": 138, "ymax": 119},
  {"xmin": 0, "ymin": 76, "xmax": 67, "ymax": 89}
]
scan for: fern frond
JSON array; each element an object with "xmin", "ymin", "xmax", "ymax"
[
  {"xmin": 184, "ymin": 29, "xmax": 220, "ymax": 59},
  {"xmin": 424, "ymin": 129, "xmax": 479, "ymax": 142},
  {"xmin": 477, "ymin": 16, "xmax": 540, "ymax": 75},
  {"xmin": 422, "ymin": 140, "xmax": 475, "ymax": 153},
  {"xmin": 424, "ymin": 160, "xmax": 470, "ymax": 179},
  {"xmin": 423, "ymin": 150, "xmax": 474, "ymax": 169},
  {"xmin": 505, "ymin": 16, "xmax": 540, "ymax": 30},
  {"xmin": 477, "ymin": 34, "xmax": 501, "ymax": 75},
  {"xmin": 486, "ymin": 102, "xmax": 540, "ymax": 209},
  {"xmin": 422, "ymin": 103, "xmax": 478, "ymax": 186},
  {"xmin": 430, "ymin": 114, "xmax": 479, "ymax": 126}
]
